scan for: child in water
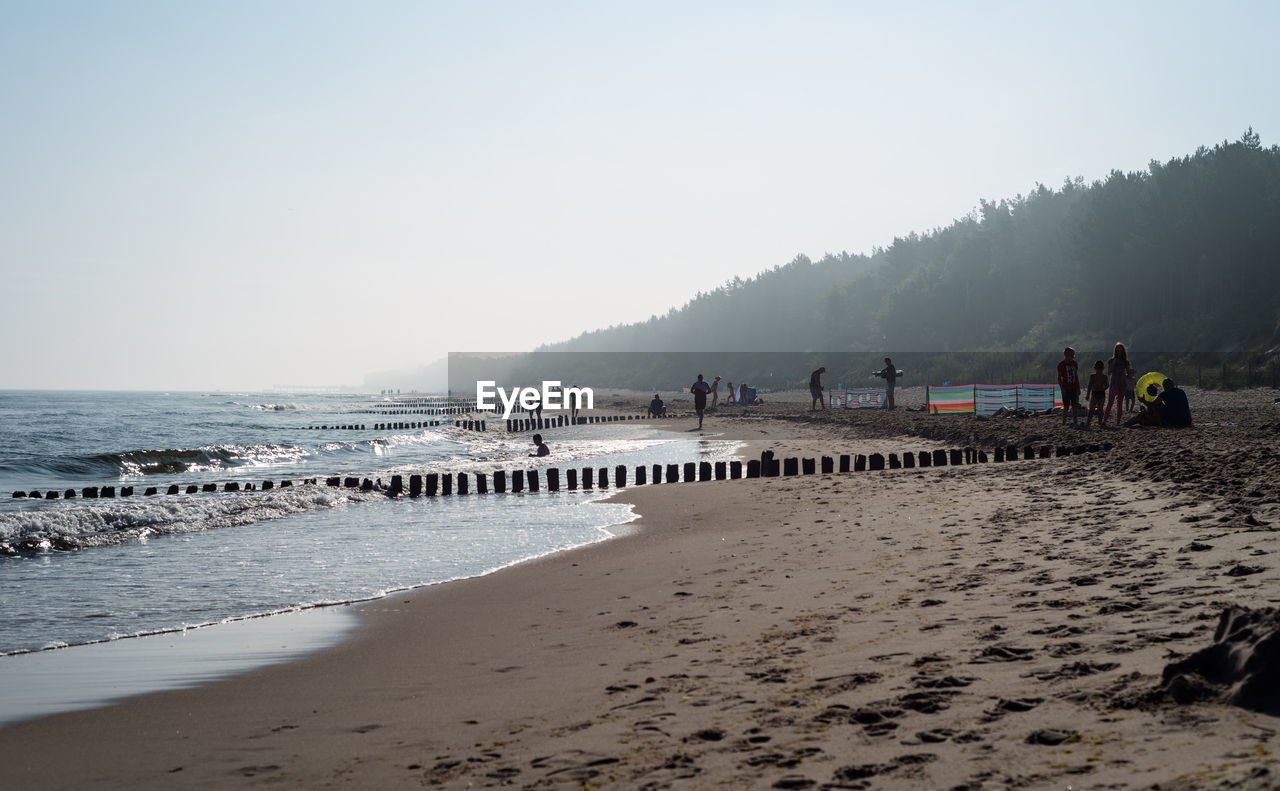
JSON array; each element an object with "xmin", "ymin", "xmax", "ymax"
[{"xmin": 1084, "ymin": 361, "xmax": 1109, "ymax": 428}]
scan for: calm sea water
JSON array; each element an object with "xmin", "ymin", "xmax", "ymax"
[{"xmin": 0, "ymin": 390, "xmax": 736, "ymax": 659}]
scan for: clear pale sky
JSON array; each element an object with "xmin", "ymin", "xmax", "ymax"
[{"xmin": 2, "ymin": 1, "xmax": 1277, "ymax": 391}]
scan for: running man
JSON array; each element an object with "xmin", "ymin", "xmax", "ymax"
[{"xmin": 691, "ymin": 374, "xmax": 711, "ymax": 429}]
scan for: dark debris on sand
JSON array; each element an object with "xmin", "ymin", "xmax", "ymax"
[{"xmin": 1158, "ymin": 605, "xmax": 1280, "ymax": 714}]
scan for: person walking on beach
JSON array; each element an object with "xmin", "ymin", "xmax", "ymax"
[
  {"xmin": 1106, "ymin": 343, "xmax": 1131, "ymax": 426},
  {"xmin": 711, "ymin": 376, "xmax": 722, "ymax": 408},
  {"xmin": 725, "ymin": 381, "xmax": 735, "ymax": 405},
  {"xmin": 809, "ymin": 367, "xmax": 826, "ymax": 410},
  {"xmin": 529, "ymin": 434, "xmax": 550, "ymax": 457},
  {"xmin": 1085, "ymin": 360, "xmax": 1108, "ymax": 428},
  {"xmin": 691, "ymin": 374, "xmax": 711, "ymax": 429},
  {"xmin": 1057, "ymin": 347, "xmax": 1081, "ymax": 426},
  {"xmin": 879, "ymin": 358, "xmax": 897, "ymax": 409}
]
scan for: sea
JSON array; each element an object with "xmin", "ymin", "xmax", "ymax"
[{"xmin": 0, "ymin": 390, "xmax": 738, "ymax": 725}]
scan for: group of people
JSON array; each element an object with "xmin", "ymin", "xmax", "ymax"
[
  {"xmin": 1057, "ymin": 343, "xmax": 1191, "ymax": 428},
  {"xmin": 670, "ymin": 374, "xmax": 764, "ymax": 429},
  {"xmin": 809, "ymin": 358, "xmax": 899, "ymax": 411},
  {"xmin": 717, "ymin": 379, "xmax": 759, "ymax": 408}
]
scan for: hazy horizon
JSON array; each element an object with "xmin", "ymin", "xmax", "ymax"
[{"xmin": 4, "ymin": 1, "xmax": 1278, "ymax": 391}]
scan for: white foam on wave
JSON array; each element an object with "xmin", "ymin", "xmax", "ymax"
[{"xmin": 0, "ymin": 486, "xmax": 377, "ymax": 551}]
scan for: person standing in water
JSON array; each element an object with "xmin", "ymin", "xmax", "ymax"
[{"xmin": 529, "ymin": 434, "xmax": 549, "ymax": 457}]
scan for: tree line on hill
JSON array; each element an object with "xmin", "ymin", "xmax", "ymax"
[{"xmin": 465, "ymin": 131, "xmax": 1280, "ymax": 393}]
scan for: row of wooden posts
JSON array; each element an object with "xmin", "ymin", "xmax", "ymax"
[
  {"xmin": 303, "ymin": 421, "xmax": 447, "ymax": 431},
  {"xmin": 11, "ymin": 478, "xmax": 322, "ymax": 500},
  {"xmin": 354, "ymin": 406, "xmax": 473, "ymax": 415},
  {"xmin": 10, "ymin": 443, "xmax": 1112, "ymax": 502},
  {"xmin": 298, "ymin": 414, "xmax": 667, "ymax": 433},
  {"xmin": 504, "ymin": 414, "xmax": 664, "ymax": 432},
  {"xmin": 325, "ymin": 441, "xmax": 1112, "ymax": 497}
]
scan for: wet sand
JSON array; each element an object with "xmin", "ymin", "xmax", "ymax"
[{"xmin": 2, "ymin": 388, "xmax": 1278, "ymax": 789}]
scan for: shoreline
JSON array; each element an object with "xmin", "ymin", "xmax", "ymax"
[
  {"xmin": 0, "ymin": 419, "xmax": 752, "ymax": 727},
  {"xmin": 1, "ymin": 395, "xmax": 1277, "ymax": 788},
  {"xmin": 0, "ymin": 418, "xmax": 792, "ymax": 727}
]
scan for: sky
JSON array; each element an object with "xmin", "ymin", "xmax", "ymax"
[{"xmin": 2, "ymin": 0, "xmax": 1278, "ymax": 391}]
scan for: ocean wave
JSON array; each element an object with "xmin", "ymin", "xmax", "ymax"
[
  {"xmin": 0, "ymin": 486, "xmax": 373, "ymax": 553},
  {"xmin": 18, "ymin": 444, "xmax": 313, "ymax": 479}
]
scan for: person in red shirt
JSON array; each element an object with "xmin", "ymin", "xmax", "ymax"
[{"xmin": 1056, "ymin": 347, "xmax": 1081, "ymax": 426}]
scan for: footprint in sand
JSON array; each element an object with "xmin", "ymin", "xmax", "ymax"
[{"xmin": 969, "ymin": 644, "xmax": 1035, "ymax": 663}]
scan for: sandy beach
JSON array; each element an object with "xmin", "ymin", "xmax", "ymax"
[{"xmin": 3, "ymin": 389, "xmax": 1279, "ymax": 789}]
